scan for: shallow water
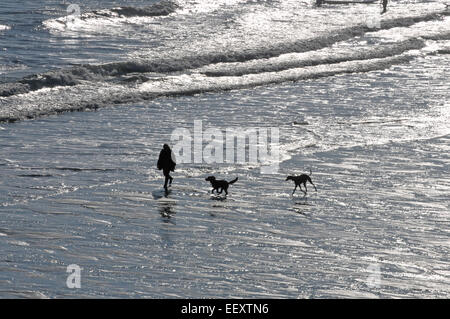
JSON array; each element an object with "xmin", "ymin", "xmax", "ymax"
[{"xmin": 0, "ymin": 0, "xmax": 449, "ymax": 298}]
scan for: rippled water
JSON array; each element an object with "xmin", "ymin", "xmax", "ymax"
[{"xmin": 0, "ymin": 0, "xmax": 449, "ymax": 298}]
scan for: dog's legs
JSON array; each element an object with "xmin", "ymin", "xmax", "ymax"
[
  {"xmin": 211, "ymin": 188, "xmax": 215, "ymax": 194},
  {"xmin": 292, "ymin": 185, "xmax": 297, "ymax": 195},
  {"xmin": 300, "ymin": 183, "xmax": 307, "ymax": 196},
  {"xmin": 307, "ymin": 176, "xmax": 317, "ymax": 191}
]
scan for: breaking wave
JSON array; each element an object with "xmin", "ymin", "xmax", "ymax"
[
  {"xmin": 0, "ymin": 53, "xmax": 426, "ymax": 122},
  {"xmin": 41, "ymin": 0, "xmax": 180, "ymax": 33},
  {"xmin": 0, "ymin": 3, "xmax": 449, "ymax": 122},
  {"xmin": 89, "ymin": 1, "xmax": 179, "ymax": 18},
  {"xmin": 3, "ymin": 9, "xmax": 449, "ymax": 98}
]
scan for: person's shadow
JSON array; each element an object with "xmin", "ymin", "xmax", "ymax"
[
  {"xmin": 152, "ymin": 188, "xmax": 172, "ymax": 200},
  {"xmin": 159, "ymin": 201, "xmax": 176, "ymax": 224}
]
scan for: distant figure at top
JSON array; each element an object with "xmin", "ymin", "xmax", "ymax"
[
  {"xmin": 157, "ymin": 144, "xmax": 176, "ymax": 190},
  {"xmin": 316, "ymin": 0, "xmax": 323, "ymax": 7},
  {"xmin": 381, "ymin": 0, "xmax": 388, "ymax": 14}
]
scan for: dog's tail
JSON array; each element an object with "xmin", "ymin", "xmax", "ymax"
[{"xmin": 229, "ymin": 177, "xmax": 238, "ymax": 184}]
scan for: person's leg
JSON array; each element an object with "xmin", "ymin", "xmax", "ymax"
[{"xmin": 163, "ymin": 169, "xmax": 170, "ymax": 189}]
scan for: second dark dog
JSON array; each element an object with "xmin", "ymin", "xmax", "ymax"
[
  {"xmin": 205, "ymin": 176, "xmax": 238, "ymax": 195},
  {"xmin": 286, "ymin": 171, "xmax": 317, "ymax": 195}
]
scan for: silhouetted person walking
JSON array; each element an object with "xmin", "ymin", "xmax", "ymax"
[
  {"xmin": 381, "ymin": 0, "xmax": 388, "ymax": 14},
  {"xmin": 157, "ymin": 144, "xmax": 176, "ymax": 190}
]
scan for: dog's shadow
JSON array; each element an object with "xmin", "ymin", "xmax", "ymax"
[
  {"xmin": 293, "ymin": 198, "xmax": 313, "ymax": 205},
  {"xmin": 291, "ymin": 197, "xmax": 313, "ymax": 217},
  {"xmin": 210, "ymin": 194, "xmax": 227, "ymax": 201},
  {"xmin": 208, "ymin": 194, "xmax": 230, "ymax": 217}
]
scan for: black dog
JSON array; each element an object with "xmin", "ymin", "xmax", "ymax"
[
  {"xmin": 286, "ymin": 171, "xmax": 317, "ymax": 195},
  {"xmin": 205, "ymin": 176, "xmax": 238, "ymax": 195}
]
